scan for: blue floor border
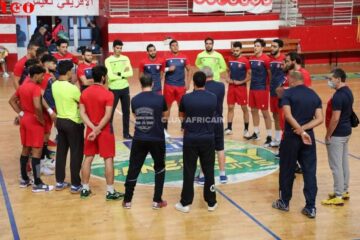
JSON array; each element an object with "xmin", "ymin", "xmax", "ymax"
[
  {"xmin": 0, "ymin": 169, "xmax": 20, "ymax": 240},
  {"xmin": 215, "ymin": 187, "xmax": 281, "ymax": 240}
]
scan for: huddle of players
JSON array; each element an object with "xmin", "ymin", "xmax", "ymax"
[{"xmin": 8, "ymin": 37, "xmax": 311, "ymax": 208}]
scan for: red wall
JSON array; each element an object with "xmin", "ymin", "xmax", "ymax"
[{"xmin": 280, "ymin": 25, "xmax": 360, "ymax": 64}]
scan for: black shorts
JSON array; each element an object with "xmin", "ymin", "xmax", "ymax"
[{"xmin": 214, "ymin": 122, "xmax": 224, "ymax": 151}]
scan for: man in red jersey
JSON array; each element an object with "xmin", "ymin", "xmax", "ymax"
[
  {"xmin": 245, "ymin": 38, "xmax": 272, "ymax": 147},
  {"xmin": 224, "ymin": 41, "xmax": 251, "ymax": 137},
  {"xmin": 162, "ymin": 40, "xmax": 191, "ymax": 131},
  {"xmin": 77, "ymin": 49, "xmax": 96, "ymax": 91},
  {"xmin": 268, "ymin": 39, "xmax": 286, "ymax": 148},
  {"xmin": 9, "ymin": 65, "xmax": 54, "ymax": 192},
  {"xmin": 13, "ymin": 42, "xmax": 39, "ymax": 89},
  {"xmin": 79, "ymin": 65, "xmax": 124, "ymax": 200},
  {"xmin": 139, "ymin": 44, "xmax": 164, "ymax": 95},
  {"xmin": 53, "ymin": 39, "xmax": 79, "ymax": 65}
]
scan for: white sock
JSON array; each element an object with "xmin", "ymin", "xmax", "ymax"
[
  {"xmin": 199, "ymin": 171, "xmax": 204, "ymax": 178},
  {"xmin": 82, "ymin": 184, "xmax": 90, "ymax": 191},
  {"xmin": 275, "ymin": 130, "xmax": 282, "ymax": 141},
  {"xmin": 220, "ymin": 171, "xmax": 226, "ymax": 176},
  {"xmin": 107, "ymin": 185, "xmax": 114, "ymax": 194},
  {"xmin": 267, "ymin": 129, "xmax": 272, "ymax": 137},
  {"xmin": 254, "ymin": 127, "xmax": 260, "ymax": 134}
]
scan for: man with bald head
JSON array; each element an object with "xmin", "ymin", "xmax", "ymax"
[{"xmin": 272, "ymin": 71, "xmax": 323, "ymax": 219}]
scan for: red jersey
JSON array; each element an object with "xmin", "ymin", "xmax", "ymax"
[
  {"xmin": 15, "ymin": 81, "xmax": 42, "ymax": 115},
  {"xmin": 80, "ymin": 84, "xmax": 114, "ymax": 130},
  {"xmin": 53, "ymin": 52, "xmax": 79, "ymax": 65},
  {"xmin": 227, "ymin": 55, "xmax": 250, "ymax": 82},
  {"xmin": 283, "ymin": 68, "xmax": 312, "ymax": 88},
  {"xmin": 299, "ymin": 67, "xmax": 312, "ymax": 87},
  {"xmin": 13, "ymin": 56, "xmax": 28, "ymax": 77},
  {"xmin": 77, "ymin": 62, "xmax": 96, "ymax": 86}
]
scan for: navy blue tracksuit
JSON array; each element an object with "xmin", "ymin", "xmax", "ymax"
[{"xmin": 279, "ymin": 85, "xmax": 322, "ymax": 209}]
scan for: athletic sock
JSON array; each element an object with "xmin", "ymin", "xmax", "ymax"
[
  {"xmin": 227, "ymin": 122, "xmax": 232, "ymax": 130},
  {"xmin": 244, "ymin": 122, "xmax": 249, "ymax": 131},
  {"xmin": 20, "ymin": 155, "xmax": 29, "ymax": 181},
  {"xmin": 267, "ymin": 129, "xmax": 272, "ymax": 137},
  {"xmin": 254, "ymin": 126, "xmax": 260, "ymax": 134},
  {"xmin": 31, "ymin": 157, "xmax": 42, "ymax": 185},
  {"xmin": 220, "ymin": 170, "xmax": 226, "ymax": 176},
  {"xmin": 107, "ymin": 185, "xmax": 114, "ymax": 194},
  {"xmin": 275, "ymin": 130, "xmax": 282, "ymax": 141},
  {"xmin": 82, "ymin": 184, "xmax": 90, "ymax": 191}
]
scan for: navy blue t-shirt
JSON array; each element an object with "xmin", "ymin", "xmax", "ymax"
[
  {"xmin": 205, "ymin": 80, "xmax": 225, "ymax": 117},
  {"xmin": 332, "ymin": 86, "xmax": 353, "ymax": 137},
  {"xmin": 131, "ymin": 91, "xmax": 167, "ymax": 141},
  {"xmin": 281, "ymin": 85, "xmax": 322, "ymax": 134},
  {"xmin": 179, "ymin": 90, "xmax": 217, "ymax": 146}
]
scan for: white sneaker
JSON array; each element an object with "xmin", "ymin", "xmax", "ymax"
[
  {"xmin": 164, "ymin": 129, "xmax": 171, "ymax": 139},
  {"xmin": 40, "ymin": 165, "xmax": 54, "ymax": 175},
  {"xmin": 224, "ymin": 128, "xmax": 233, "ymax": 135},
  {"xmin": 175, "ymin": 202, "xmax": 190, "ymax": 213},
  {"xmin": 3, "ymin": 72, "xmax": 9, "ymax": 78},
  {"xmin": 42, "ymin": 158, "xmax": 55, "ymax": 169},
  {"xmin": 208, "ymin": 203, "xmax": 218, "ymax": 212},
  {"xmin": 243, "ymin": 130, "xmax": 251, "ymax": 138},
  {"xmin": 269, "ymin": 140, "xmax": 281, "ymax": 148}
]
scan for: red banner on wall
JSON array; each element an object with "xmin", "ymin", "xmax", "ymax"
[{"xmin": 193, "ymin": 0, "xmax": 273, "ymax": 14}]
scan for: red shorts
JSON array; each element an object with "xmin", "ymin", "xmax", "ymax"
[
  {"xmin": 44, "ymin": 113, "xmax": 53, "ymax": 134},
  {"xmin": 227, "ymin": 85, "xmax": 247, "ymax": 106},
  {"xmin": 249, "ymin": 90, "xmax": 269, "ymax": 110},
  {"xmin": 84, "ymin": 127, "xmax": 115, "ymax": 158},
  {"xmin": 163, "ymin": 84, "xmax": 186, "ymax": 106},
  {"xmin": 20, "ymin": 114, "xmax": 44, "ymax": 148},
  {"xmin": 270, "ymin": 96, "xmax": 281, "ymax": 113}
]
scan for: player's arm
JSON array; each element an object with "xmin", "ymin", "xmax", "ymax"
[
  {"xmin": 235, "ymin": 69, "xmax": 251, "ymax": 86},
  {"xmin": 8, "ymin": 93, "xmax": 22, "ymax": 114},
  {"xmin": 300, "ymin": 107, "xmax": 324, "ymax": 135},
  {"xmin": 94, "ymin": 106, "xmax": 112, "ymax": 135},
  {"xmin": 79, "ymin": 75, "xmax": 94, "ymax": 86},
  {"xmin": 219, "ymin": 55, "xmax": 227, "ymax": 74},
  {"xmin": 283, "ymin": 105, "xmax": 312, "ymax": 144},
  {"xmin": 185, "ymin": 64, "xmax": 191, "ymax": 90},
  {"xmin": 79, "ymin": 103, "xmax": 96, "ymax": 130},
  {"xmin": 41, "ymin": 91, "xmax": 57, "ymax": 121},
  {"xmin": 195, "ymin": 55, "xmax": 201, "ymax": 69},
  {"xmin": 122, "ymin": 58, "xmax": 133, "ymax": 78},
  {"xmin": 105, "ymin": 58, "xmax": 118, "ymax": 82},
  {"xmin": 325, "ymin": 110, "xmax": 340, "ymax": 141},
  {"xmin": 33, "ymin": 96, "xmax": 44, "ymax": 125}
]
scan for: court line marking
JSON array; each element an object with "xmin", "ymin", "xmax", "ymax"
[
  {"xmin": 215, "ymin": 187, "xmax": 281, "ymax": 240},
  {"xmin": 0, "ymin": 169, "xmax": 20, "ymax": 240}
]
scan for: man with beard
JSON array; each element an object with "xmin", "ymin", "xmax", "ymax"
[
  {"xmin": 245, "ymin": 38, "xmax": 272, "ymax": 147},
  {"xmin": 162, "ymin": 40, "xmax": 191, "ymax": 132},
  {"xmin": 195, "ymin": 37, "xmax": 227, "ymax": 82},
  {"xmin": 139, "ymin": 44, "xmax": 164, "ymax": 94},
  {"xmin": 268, "ymin": 39, "xmax": 286, "ymax": 148},
  {"xmin": 53, "ymin": 39, "xmax": 79, "ymax": 66},
  {"xmin": 77, "ymin": 49, "xmax": 96, "ymax": 91},
  {"xmin": 224, "ymin": 41, "xmax": 251, "ymax": 137}
]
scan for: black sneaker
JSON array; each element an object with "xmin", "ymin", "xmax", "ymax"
[
  {"xmin": 80, "ymin": 189, "xmax": 92, "ymax": 199},
  {"xmin": 106, "ymin": 190, "xmax": 124, "ymax": 201},
  {"xmin": 272, "ymin": 199, "xmax": 289, "ymax": 211},
  {"xmin": 263, "ymin": 136, "xmax": 272, "ymax": 147},
  {"xmin": 123, "ymin": 134, "xmax": 133, "ymax": 140},
  {"xmin": 295, "ymin": 163, "xmax": 303, "ymax": 174},
  {"xmin": 301, "ymin": 207, "xmax": 316, "ymax": 218},
  {"xmin": 245, "ymin": 132, "xmax": 260, "ymax": 141}
]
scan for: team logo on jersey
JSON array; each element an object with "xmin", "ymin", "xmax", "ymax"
[
  {"xmin": 91, "ymin": 138, "xmax": 279, "ymax": 186},
  {"xmin": 156, "ymin": 65, "xmax": 160, "ymax": 70},
  {"xmin": 147, "ymin": 66, "xmax": 151, "ymax": 69},
  {"xmin": 180, "ymin": 59, "xmax": 184, "ymax": 63},
  {"xmin": 258, "ymin": 62, "xmax": 261, "ymax": 66},
  {"xmin": 238, "ymin": 63, "xmax": 242, "ymax": 68}
]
